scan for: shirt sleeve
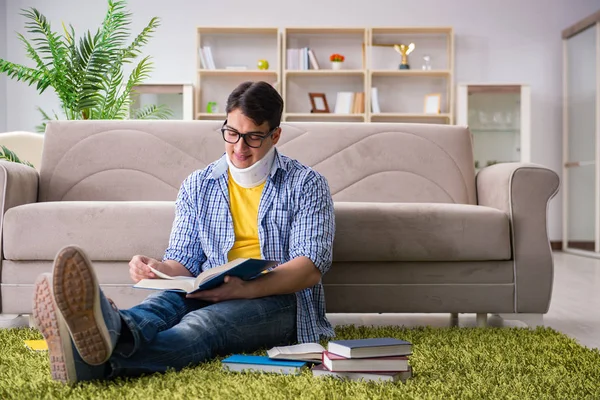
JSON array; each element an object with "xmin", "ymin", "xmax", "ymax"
[
  {"xmin": 163, "ymin": 175, "xmax": 206, "ymax": 276},
  {"xmin": 288, "ymin": 171, "xmax": 335, "ymax": 275}
]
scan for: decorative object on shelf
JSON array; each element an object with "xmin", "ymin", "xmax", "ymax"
[
  {"xmin": 422, "ymin": 55, "xmax": 432, "ymax": 70},
  {"xmin": 206, "ymin": 102, "xmax": 219, "ymax": 114},
  {"xmin": 394, "ymin": 43, "xmax": 415, "ymax": 69},
  {"xmin": 424, "ymin": 93, "xmax": 441, "ymax": 114},
  {"xmin": 329, "ymin": 53, "xmax": 345, "ymax": 70},
  {"xmin": 309, "ymin": 93, "xmax": 330, "ymax": 113},
  {"xmin": 257, "ymin": 59, "xmax": 269, "ymax": 70}
]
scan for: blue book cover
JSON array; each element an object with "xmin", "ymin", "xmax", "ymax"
[
  {"xmin": 222, "ymin": 355, "xmax": 306, "ymax": 368},
  {"xmin": 222, "ymin": 355, "xmax": 307, "ymax": 375}
]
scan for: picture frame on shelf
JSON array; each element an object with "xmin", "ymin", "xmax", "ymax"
[
  {"xmin": 309, "ymin": 93, "xmax": 330, "ymax": 113},
  {"xmin": 424, "ymin": 93, "xmax": 441, "ymax": 114}
]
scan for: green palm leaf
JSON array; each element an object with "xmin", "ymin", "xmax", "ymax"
[
  {"xmin": 0, "ymin": 145, "xmax": 35, "ymax": 168},
  {"xmin": 0, "ymin": 0, "xmax": 170, "ymax": 128},
  {"xmin": 132, "ymin": 104, "xmax": 174, "ymax": 120}
]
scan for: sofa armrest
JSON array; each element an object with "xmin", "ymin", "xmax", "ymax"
[
  {"xmin": 0, "ymin": 160, "xmax": 39, "ymax": 258},
  {"xmin": 476, "ymin": 162, "xmax": 559, "ymax": 313},
  {"xmin": 0, "ymin": 160, "xmax": 39, "ymax": 211}
]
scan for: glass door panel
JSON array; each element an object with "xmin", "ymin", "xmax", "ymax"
[{"xmin": 565, "ymin": 25, "xmax": 597, "ymax": 252}]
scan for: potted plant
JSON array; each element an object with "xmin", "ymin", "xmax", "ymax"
[
  {"xmin": 0, "ymin": 0, "xmax": 171, "ymax": 133},
  {"xmin": 330, "ymin": 53, "xmax": 345, "ymax": 70}
]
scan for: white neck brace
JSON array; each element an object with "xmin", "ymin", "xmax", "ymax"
[{"xmin": 226, "ymin": 146, "xmax": 276, "ymax": 188}]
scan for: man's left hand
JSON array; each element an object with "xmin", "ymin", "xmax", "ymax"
[{"xmin": 185, "ymin": 276, "xmax": 251, "ymax": 302}]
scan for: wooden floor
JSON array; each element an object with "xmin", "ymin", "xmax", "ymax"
[{"xmin": 328, "ymin": 251, "xmax": 600, "ymax": 350}]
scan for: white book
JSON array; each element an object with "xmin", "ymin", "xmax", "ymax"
[
  {"xmin": 267, "ymin": 343, "xmax": 326, "ymax": 362},
  {"xmin": 198, "ymin": 47, "xmax": 207, "ymax": 69},
  {"xmin": 307, "ymin": 49, "xmax": 320, "ymax": 70},
  {"xmin": 203, "ymin": 46, "xmax": 216, "ymax": 69},
  {"xmin": 312, "ymin": 364, "xmax": 412, "ymax": 383},
  {"xmin": 371, "ymin": 87, "xmax": 381, "ymax": 113},
  {"xmin": 334, "ymin": 92, "xmax": 355, "ymax": 114}
]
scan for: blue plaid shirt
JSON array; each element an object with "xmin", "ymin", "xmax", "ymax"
[{"xmin": 163, "ymin": 149, "xmax": 335, "ymax": 343}]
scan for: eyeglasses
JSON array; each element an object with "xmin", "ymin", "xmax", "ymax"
[{"xmin": 220, "ymin": 120, "xmax": 277, "ymax": 148}]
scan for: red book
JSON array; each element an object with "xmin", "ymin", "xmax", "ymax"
[{"xmin": 322, "ymin": 351, "xmax": 410, "ymax": 372}]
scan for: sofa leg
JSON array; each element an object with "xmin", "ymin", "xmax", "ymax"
[
  {"xmin": 450, "ymin": 313, "xmax": 459, "ymax": 327},
  {"xmin": 497, "ymin": 313, "xmax": 544, "ymax": 328},
  {"xmin": 476, "ymin": 313, "xmax": 488, "ymax": 327}
]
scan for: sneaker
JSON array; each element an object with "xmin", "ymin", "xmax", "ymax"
[
  {"xmin": 32, "ymin": 273, "xmax": 106, "ymax": 384},
  {"xmin": 51, "ymin": 245, "xmax": 122, "ymax": 366}
]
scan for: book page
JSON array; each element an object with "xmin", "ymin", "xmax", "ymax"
[
  {"xmin": 267, "ymin": 343, "xmax": 326, "ymax": 357},
  {"xmin": 134, "ymin": 277, "xmax": 196, "ymax": 292}
]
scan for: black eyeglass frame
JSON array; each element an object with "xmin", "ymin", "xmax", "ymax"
[{"xmin": 220, "ymin": 119, "xmax": 278, "ymax": 148}]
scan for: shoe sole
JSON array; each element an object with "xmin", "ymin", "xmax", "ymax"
[
  {"xmin": 52, "ymin": 246, "xmax": 111, "ymax": 365},
  {"xmin": 32, "ymin": 274, "xmax": 76, "ymax": 384}
]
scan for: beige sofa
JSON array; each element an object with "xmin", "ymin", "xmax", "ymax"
[{"xmin": 0, "ymin": 120, "xmax": 559, "ymax": 327}]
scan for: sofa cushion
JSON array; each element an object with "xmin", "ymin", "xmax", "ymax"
[
  {"xmin": 3, "ymin": 201, "xmax": 511, "ymax": 263},
  {"xmin": 3, "ymin": 201, "xmax": 175, "ymax": 261},
  {"xmin": 332, "ymin": 202, "xmax": 511, "ymax": 261}
]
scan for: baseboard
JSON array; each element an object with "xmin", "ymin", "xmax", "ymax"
[{"xmin": 550, "ymin": 241, "xmax": 595, "ymax": 251}]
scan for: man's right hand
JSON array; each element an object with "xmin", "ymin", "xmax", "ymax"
[{"xmin": 129, "ymin": 255, "xmax": 165, "ymax": 283}]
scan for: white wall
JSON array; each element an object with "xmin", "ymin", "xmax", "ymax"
[
  {"xmin": 0, "ymin": 0, "xmax": 7, "ymax": 133},
  {"xmin": 3, "ymin": 0, "xmax": 600, "ymax": 240}
]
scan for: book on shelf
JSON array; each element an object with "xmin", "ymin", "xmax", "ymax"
[
  {"xmin": 322, "ymin": 351, "xmax": 410, "ymax": 372},
  {"xmin": 133, "ymin": 258, "xmax": 278, "ymax": 294},
  {"xmin": 334, "ymin": 92, "xmax": 364, "ymax": 114},
  {"xmin": 222, "ymin": 355, "xmax": 307, "ymax": 375},
  {"xmin": 327, "ymin": 337, "xmax": 412, "ymax": 358},
  {"xmin": 312, "ymin": 364, "xmax": 412, "ymax": 383},
  {"xmin": 287, "ymin": 47, "xmax": 319, "ymax": 70},
  {"xmin": 371, "ymin": 87, "xmax": 381, "ymax": 113},
  {"xmin": 199, "ymin": 46, "xmax": 216, "ymax": 69},
  {"xmin": 267, "ymin": 343, "xmax": 326, "ymax": 362}
]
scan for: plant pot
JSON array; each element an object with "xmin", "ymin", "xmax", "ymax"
[{"xmin": 331, "ymin": 61, "xmax": 343, "ymax": 70}]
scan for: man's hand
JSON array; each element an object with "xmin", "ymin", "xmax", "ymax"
[
  {"xmin": 129, "ymin": 255, "xmax": 166, "ymax": 283},
  {"xmin": 186, "ymin": 276, "xmax": 250, "ymax": 302}
]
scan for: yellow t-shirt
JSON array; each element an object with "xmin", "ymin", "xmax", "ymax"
[{"xmin": 227, "ymin": 170, "xmax": 266, "ymax": 261}]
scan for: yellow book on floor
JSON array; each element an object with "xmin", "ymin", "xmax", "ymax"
[{"xmin": 24, "ymin": 339, "xmax": 48, "ymax": 351}]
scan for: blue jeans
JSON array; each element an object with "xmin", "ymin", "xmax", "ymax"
[{"xmin": 107, "ymin": 291, "xmax": 297, "ymax": 378}]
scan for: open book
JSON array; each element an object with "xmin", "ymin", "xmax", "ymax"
[
  {"xmin": 133, "ymin": 258, "xmax": 278, "ymax": 294},
  {"xmin": 267, "ymin": 343, "xmax": 326, "ymax": 362}
]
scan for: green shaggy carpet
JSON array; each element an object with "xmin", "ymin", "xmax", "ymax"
[{"xmin": 1, "ymin": 325, "xmax": 600, "ymax": 399}]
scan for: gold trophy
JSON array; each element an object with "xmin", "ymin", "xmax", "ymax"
[{"xmin": 394, "ymin": 43, "xmax": 415, "ymax": 70}]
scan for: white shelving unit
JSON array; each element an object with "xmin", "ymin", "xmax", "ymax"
[
  {"xmin": 131, "ymin": 83, "xmax": 194, "ymax": 120},
  {"xmin": 194, "ymin": 26, "xmax": 454, "ymax": 124},
  {"xmin": 369, "ymin": 27, "xmax": 454, "ymax": 124},
  {"xmin": 195, "ymin": 27, "xmax": 281, "ymax": 120},
  {"xmin": 562, "ymin": 12, "xmax": 600, "ymax": 256},
  {"xmin": 282, "ymin": 27, "xmax": 368, "ymax": 122},
  {"xmin": 456, "ymin": 83, "xmax": 531, "ymax": 171}
]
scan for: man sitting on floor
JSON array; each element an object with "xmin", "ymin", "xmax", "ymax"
[{"xmin": 32, "ymin": 80, "xmax": 336, "ymax": 384}]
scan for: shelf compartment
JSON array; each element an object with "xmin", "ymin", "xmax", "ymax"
[
  {"xmin": 198, "ymin": 69, "xmax": 278, "ymax": 76},
  {"xmin": 370, "ymin": 69, "xmax": 451, "ymax": 77},
  {"xmin": 285, "ymin": 70, "xmax": 365, "ymax": 76}
]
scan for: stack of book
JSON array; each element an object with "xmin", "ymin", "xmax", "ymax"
[{"xmin": 312, "ymin": 338, "xmax": 413, "ymax": 383}]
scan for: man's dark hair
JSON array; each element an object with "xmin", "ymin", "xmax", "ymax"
[{"xmin": 225, "ymin": 81, "xmax": 284, "ymax": 130}]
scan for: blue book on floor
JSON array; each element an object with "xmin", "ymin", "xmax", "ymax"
[
  {"xmin": 222, "ymin": 355, "xmax": 307, "ymax": 375},
  {"xmin": 327, "ymin": 338, "xmax": 412, "ymax": 358},
  {"xmin": 133, "ymin": 258, "xmax": 278, "ymax": 293}
]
